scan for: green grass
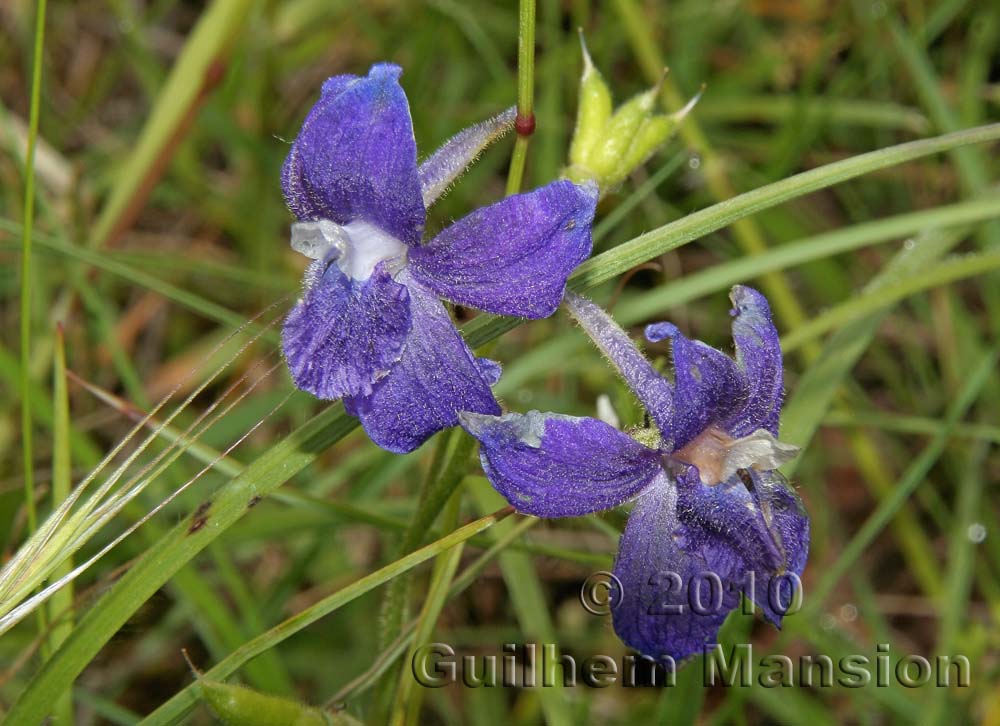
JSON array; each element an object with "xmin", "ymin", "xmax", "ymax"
[{"xmin": 2, "ymin": 1, "xmax": 999, "ymax": 724}]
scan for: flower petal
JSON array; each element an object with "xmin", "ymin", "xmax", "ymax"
[
  {"xmin": 408, "ymin": 181, "xmax": 598, "ymax": 318},
  {"xmin": 282, "ymin": 261, "xmax": 411, "ymax": 399},
  {"xmin": 344, "ymin": 272, "xmax": 500, "ymax": 453},
  {"xmin": 645, "ymin": 322, "xmax": 744, "ymax": 451},
  {"xmin": 674, "ymin": 466, "xmax": 809, "ymax": 627},
  {"xmin": 460, "ymin": 410, "xmax": 662, "ymax": 517},
  {"xmin": 611, "ymin": 473, "xmax": 741, "ymax": 661},
  {"xmin": 281, "ymin": 63, "xmax": 425, "ymax": 245},
  {"xmin": 722, "ymin": 285, "xmax": 784, "ymax": 436},
  {"xmin": 418, "ymin": 107, "xmax": 516, "ymax": 208},
  {"xmin": 612, "ymin": 464, "xmax": 809, "ymax": 660},
  {"xmin": 734, "ymin": 468, "xmax": 809, "ymax": 625},
  {"xmin": 564, "ymin": 292, "xmax": 675, "ymax": 436}
]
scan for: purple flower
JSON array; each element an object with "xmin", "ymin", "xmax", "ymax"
[
  {"xmin": 460, "ymin": 286, "xmax": 809, "ymax": 661},
  {"xmin": 280, "ymin": 64, "xmax": 597, "ymax": 453}
]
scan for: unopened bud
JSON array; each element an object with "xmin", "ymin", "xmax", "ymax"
[
  {"xmin": 565, "ymin": 37, "xmax": 700, "ymax": 193},
  {"xmin": 568, "ymin": 32, "xmax": 612, "ymax": 171}
]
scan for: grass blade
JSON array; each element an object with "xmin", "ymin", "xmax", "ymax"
[
  {"xmin": 46, "ymin": 324, "xmax": 74, "ymax": 725},
  {"xmin": 19, "ymin": 0, "xmax": 48, "ymax": 537},
  {"xmin": 139, "ymin": 507, "xmax": 514, "ymax": 725},
  {"xmin": 87, "ymin": 0, "xmax": 254, "ymax": 249},
  {"xmin": 803, "ymin": 346, "xmax": 998, "ymax": 610}
]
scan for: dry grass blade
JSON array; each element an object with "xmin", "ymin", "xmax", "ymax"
[{"xmin": 0, "ymin": 301, "xmax": 289, "ymax": 632}]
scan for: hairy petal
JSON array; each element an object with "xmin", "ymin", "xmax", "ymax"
[
  {"xmin": 282, "ymin": 261, "xmax": 411, "ymax": 399},
  {"xmin": 722, "ymin": 285, "xmax": 784, "ymax": 436},
  {"xmin": 612, "ymin": 464, "xmax": 809, "ymax": 660},
  {"xmin": 418, "ymin": 107, "xmax": 517, "ymax": 207},
  {"xmin": 409, "ymin": 181, "xmax": 598, "ymax": 318},
  {"xmin": 675, "ymin": 466, "xmax": 809, "ymax": 627},
  {"xmin": 611, "ymin": 473, "xmax": 741, "ymax": 662},
  {"xmin": 732, "ymin": 468, "xmax": 810, "ymax": 625},
  {"xmin": 460, "ymin": 410, "xmax": 662, "ymax": 517},
  {"xmin": 281, "ymin": 63, "xmax": 425, "ymax": 245},
  {"xmin": 344, "ymin": 272, "xmax": 499, "ymax": 453},
  {"xmin": 645, "ymin": 322, "xmax": 744, "ymax": 451},
  {"xmin": 564, "ymin": 292, "xmax": 674, "ymax": 438}
]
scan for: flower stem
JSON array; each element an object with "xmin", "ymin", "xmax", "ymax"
[
  {"xmin": 21, "ymin": 0, "xmax": 49, "ymax": 537},
  {"xmin": 506, "ymin": 0, "xmax": 536, "ymax": 195}
]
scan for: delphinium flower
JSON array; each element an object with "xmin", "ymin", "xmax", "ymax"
[
  {"xmin": 280, "ymin": 63, "xmax": 597, "ymax": 453},
  {"xmin": 460, "ymin": 286, "xmax": 809, "ymax": 660}
]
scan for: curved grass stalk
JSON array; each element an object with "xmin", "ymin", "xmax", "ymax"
[
  {"xmin": 58, "ymin": 359, "xmax": 285, "ymax": 577},
  {"xmin": 79, "ymin": 353, "xmax": 282, "ymax": 529}
]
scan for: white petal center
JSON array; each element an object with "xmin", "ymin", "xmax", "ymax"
[{"xmin": 291, "ymin": 219, "xmax": 408, "ymax": 281}]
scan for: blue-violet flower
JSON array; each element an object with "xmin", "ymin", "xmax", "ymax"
[
  {"xmin": 280, "ymin": 64, "xmax": 597, "ymax": 453},
  {"xmin": 461, "ymin": 286, "xmax": 809, "ymax": 661}
]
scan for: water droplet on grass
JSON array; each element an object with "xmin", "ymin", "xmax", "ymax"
[{"xmin": 968, "ymin": 523, "xmax": 986, "ymax": 543}]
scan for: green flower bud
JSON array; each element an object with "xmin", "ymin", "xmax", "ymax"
[
  {"xmin": 585, "ymin": 86, "xmax": 660, "ymax": 183},
  {"xmin": 565, "ymin": 34, "xmax": 701, "ymax": 194},
  {"xmin": 568, "ymin": 34, "xmax": 612, "ymax": 171},
  {"xmin": 199, "ymin": 678, "xmax": 359, "ymax": 726}
]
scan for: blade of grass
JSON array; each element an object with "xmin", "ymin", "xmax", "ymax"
[
  {"xmin": 888, "ymin": 18, "xmax": 997, "ymax": 237},
  {"xmin": 614, "ymin": 0, "xmax": 812, "ymax": 341},
  {"xmin": 696, "ymin": 95, "xmax": 929, "ymax": 134},
  {"xmin": 616, "ymin": 195, "xmax": 1000, "ymax": 324},
  {"xmin": 925, "ymin": 442, "xmax": 988, "ymax": 724},
  {"xmin": 29, "ymin": 231, "xmax": 268, "ymax": 335},
  {"xmin": 372, "ymin": 429, "xmax": 474, "ymax": 722},
  {"xmin": 780, "ymin": 226, "xmax": 970, "ymax": 468},
  {"xmin": 139, "ymin": 507, "xmax": 514, "ymax": 725},
  {"xmin": 9, "ymin": 124, "xmax": 1000, "ymax": 724},
  {"xmin": 392, "ymin": 492, "xmax": 464, "ymax": 725},
  {"xmin": 821, "ymin": 410, "xmax": 1000, "ymax": 444},
  {"xmin": 87, "ymin": 0, "xmax": 254, "ymax": 249},
  {"xmin": 563, "ymin": 123, "xmax": 1000, "ymax": 300},
  {"xmin": 45, "ymin": 324, "xmax": 74, "ymax": 726},
  {"xmin": 592, "ymin": 151, "xmax": 687, "ymax": 244},
  {"xmin": 325, "ymin": 517, "xmax": 539, "ymax": 708},
  {"xmin": 781, "ymin": 249, "xmax": 1000, "ymax": 352},
  {"xmin": 803, "ymin": 346, "xmax": 997, "ymax": 611},
  {"xmin": 19, "ymin": 0, "xmax": 48, "ymax": 538},
  {"xmin": 376, "ymin": 428, "xmax": 456, "ymax": 650},
  {"xmin": 471, "ymin": 483, "xmax": 572, "ymax": 726}
]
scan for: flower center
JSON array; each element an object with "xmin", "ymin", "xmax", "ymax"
[
  {"xmin": 291, "ymin": 219, "xmax": 408, "ymax": 281},
  {"xmin": 673, "ymin": 425, "xmax": 799, "ymax": 486}
]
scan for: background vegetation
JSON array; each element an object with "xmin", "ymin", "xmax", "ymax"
[{"xmin": 1, "ymin": 0, "xmax": 998, "ymax": 723}]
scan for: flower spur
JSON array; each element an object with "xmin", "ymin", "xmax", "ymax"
[
  {"xmin": 460, "ymin": 286, "xmax": 809, "ymax": 660},
  {"xmin": 280, "ymin": 64, "xmax": 597, "ymax": 453}
]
